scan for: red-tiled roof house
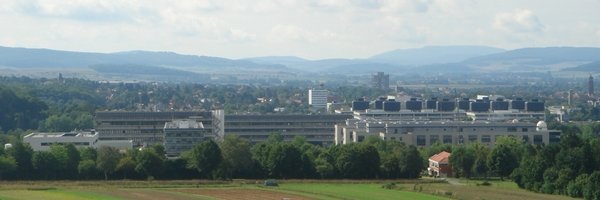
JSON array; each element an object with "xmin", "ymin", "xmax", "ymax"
[{"xmin": 428, "ymin": 151, "xmax": 452, "ymax": 177}]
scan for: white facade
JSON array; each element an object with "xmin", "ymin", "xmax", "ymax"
[
  {"xmin": 164, "ymin": 120, "xmax": 212, "ymax": 157},
  {"xmin": 335, "ymin": 120, "xmax": 560, "ymax": 147},
  {"xmin": 309, "ymin": 89, "xmax": 328, "ymax": 108},
  {"xmin": 466, "ymin": 110, "xmax": 545, "ymax": 122},
  {"xmin": 24, "ymin": 131, "xmax": 132, "ymax": 151}
]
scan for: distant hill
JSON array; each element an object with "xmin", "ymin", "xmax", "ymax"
[
  {"xmin": 224, "ymin": 46, "xmax": 600, "ymax": 74},
  {"xmin": 0, "ymin": 46, "xmax": 284, "ymax": 69},
  {"xmin": 322, "ymin": 62, "xmax": 401, "ymax": 74},
  {"xmin": 562, "ymin": 61, "xmax": 600, "ymax": 72},
  {"xmin": 89, "ymin": 64, "xmax": 209, "ymax": 82},
  {"xmin": 462, "ymin": 47, "xmax": 600, "ymax": 72},
  {"xmin": 3, "ymin": 45, "xmax": 600, "ymax": 76},
  {"xmin": 90, "ymin": 64, "xmax": 200, "ymax": 76},
  {"xmin": 465, "ymin": 47, "xmax": 600, "ymax": 65},
  {"xmin": 242, "ymin": 56, "xmax": 308, "ymax": 64},
  {"xmin": 242, "ymin": 56, "xmax": 371, "ymax": 72},
  {"xmin": 412, "ymin": 63, "xmax": 474, "ymax": 74},
  {"xmin": 369, "ymin": 45, "xmax": 505, "ymax": 66}
]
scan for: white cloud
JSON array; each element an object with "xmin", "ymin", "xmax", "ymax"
[
  {"xmin": 160, "ymin": 9, "xmax": 253, "ymax": 42},
  {"xmin": 0, "ymin": 0, "xmax": 599, "ymax": 59},
  {"xmin": 267, "ymin": 24, "xmax": 337, "ymax": 43},
  {"xmin": 16, "ymin": 0, "xmax": 140, "ymax": 22},
  {"xmin": 494, "ymin": 9, "xmax": 544, "ymax": 33},
  {"xmin": 379, "ymin": 0, "xmax": 435, "ymax": 13}
]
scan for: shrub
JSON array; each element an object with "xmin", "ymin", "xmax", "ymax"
[
  {"xmin": 381, "ymin": 182, "xmax": 397, "ymax": 189},
  {"xmin": 477, "ymin": 181, "xmax": 492, "ymax": 186}
]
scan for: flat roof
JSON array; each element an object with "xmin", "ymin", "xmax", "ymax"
[
  {"xmin": 164, "ymin": 120, "xmax": 204, "ymax": 129},
  {"xmin": 25, "ymin": 132, "xmax": 97, "ymax": 138}
]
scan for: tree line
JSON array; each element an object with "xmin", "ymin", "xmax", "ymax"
[
  {"xmin": 442, "ymin": 132, "xmax": 600, "ymax": 200},
  {"xmin": 2, "ymin": 132, "xmax": 600, "ymax": 199},
  {"xmin": 0, "ymin": 134, "xmax": 423, "ymax": 181}
]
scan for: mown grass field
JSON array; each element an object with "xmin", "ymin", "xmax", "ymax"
[
  {"xmin": 276, "ymin": 183, "xmax": 447, "ymax": 200},
  {"xmin": 0, "ymin": 179, "xmax": 578, "ymax": 200}
]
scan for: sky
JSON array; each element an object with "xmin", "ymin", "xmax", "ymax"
[{"xmin": 0, "ymin": 0, "xmax": 599, "ymax": 59}]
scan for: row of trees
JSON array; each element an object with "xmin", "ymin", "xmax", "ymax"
[
  {"xmin": 445, "ymin": 136, "xmax": 522, "ymax": 180},
  {"xmin": 1, "ymin": 133, "xmax": 564, "ymax": 182},
  {"xmin": 511, "ymin": 133, "xmax": 600, "ymax": 199},
  {"xmin": 0, "ymin": 135, "xmax": 425, "ymax": 181}
]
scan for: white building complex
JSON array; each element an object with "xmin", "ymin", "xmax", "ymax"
[
  {"xmin": 308, "ymin": 89, "xmax": 329, "ymax": 109},
  {"xmin": 335, "ymin": 97, "xmax": 559, "ymax": 147},
  {"xmin": 335, "ymin": 120, "xmax": 560, "ymax": 147},
  {"xmin": 23, "ymin": 131, "xmax": 132, "ymax": 151}
]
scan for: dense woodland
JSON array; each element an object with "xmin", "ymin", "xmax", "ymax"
[{"xmin": 1, "ymin": 76, "xmax": 600, "ymax": 199}]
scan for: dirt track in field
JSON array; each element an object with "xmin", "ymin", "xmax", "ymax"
[{"xmin": 176, "ymin": 188, "xmax": 315, "ymax": 200}]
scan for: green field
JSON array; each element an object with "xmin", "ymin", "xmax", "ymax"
[
  {"xmin": 276, "ymin": 183, "xmax": 447, "ymax": 200},
  {"xmin": 0, "ymin": 180, "xmax": 578, "ymax": 200}
]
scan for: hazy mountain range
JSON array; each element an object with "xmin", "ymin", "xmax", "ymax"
[{"xmin": 1, "ymin": 45, "xmax": 599, "ymax": 76}]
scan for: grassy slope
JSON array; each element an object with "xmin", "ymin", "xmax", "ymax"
[
  {"xmin": 410, "ymin": 179, "xmax": 576, "ymax": 200},
  {"xmin": 278, "ymin": 183, "xmax": 447, "ymax": 200}
]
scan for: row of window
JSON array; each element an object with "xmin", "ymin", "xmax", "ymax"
[
  {"xmin": 391, "ymin": 127, "xmax": 532, "ymax": 134},
  {"xmin": 225, "ymin": 128, "xmax": 333, "ymax": 132},
  {"xmin": 413, "ymin": 134, "xmax": 543, "ymax": 146},
  {"xmin": 40, "ymin": 142, "xmax": 90, "ymax": 146},
  {"xmin": 226, "ymin": 122, "xmax": 339, "ymax": 126}
]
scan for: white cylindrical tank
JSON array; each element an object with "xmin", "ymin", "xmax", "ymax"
[{"xmin": 536, "ymin": 121, "xmax": 548, "ymax": 131}]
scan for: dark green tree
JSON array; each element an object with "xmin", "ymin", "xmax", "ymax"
[
  {"xmin": 314, "ymin": 150, "xmax": 336, "ymax": 178},
  {"xmin": 540, "ymin": 167, "xmax": 559, "ymax": 194},
  {"xmin": 0, "ymin": 155, "xmax": 17, "ymax": 180},
  {"xmin": 41, "ymin": 114, "xmax": 76, "ymax": 132},
  {"xmin": 449, "ymin": 145, "xmax": 476, "ymax": 178},
  {"xmin": 219, "ymin": 135, "xmax": 253, "ymax": 179},
  {"xmin": 358, "ymin": 144, "xmax": 380, "ymax": 179},
  {"xmin": 78, "ymin": 159, "xmax": 97, "ymax": 180},
  {"xmin": 80, "ymin": 147, "xmax": 97, "ymax": 161},
  {"xmin": 487, "ymin": 145, "xmax": 519, "ymax": 180},
  {"xmin": 7, "ymin": 141, "xmax": 34, "ymax": 179},
  {"xmin": 469, "ymin": 142, "xmax": 489, "ymax": 178},
  {"xmin": 32, "ymin": 151, "xmax": 58, "ymax": 180},
  {"xmin": 266, "ymin": 143, "xmax": 303, "ymax": 178},
  {"xmin": 399, "ymin": 145, "xmax": 423, "ymax": 179},
  {"xmin": 184, "ymin": 140, "xmax": 222, "ymax": 178},
  {"xmin": 135, "ymin": 148, "xmax": 164, "ymax": 179},
  {"xmin": 96, "ymin": 146, "xmax": 120, "ymax": 180},
  {"xmin": 64, "ymin": 144, "xmax": 81, "ymax": 178},
  {"xmin": 49, "ymin": 145, "xmax": 69, "ymax": 179},
  {"xmin": 583, "ymin": 171, "xmax": 600, "ymax": 200},
  {"xmin": 0, "ymin": 86, "xmax": 48, "ymax": 132},
  {"xmin": 116, "ymin": 155, "xmax": 136, "ymax": 179},
  {"xmin": 567, "ymin": 174, "xmax": 589, "ymax": 198},
  {"xmin": 335, "ymin": 144, "xmax": 363, "ymax": 178}
]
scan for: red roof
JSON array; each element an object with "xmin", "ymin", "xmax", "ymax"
[{"xmin": 429, "ymin": 151, "xmax": 451, "ymax": 163}]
